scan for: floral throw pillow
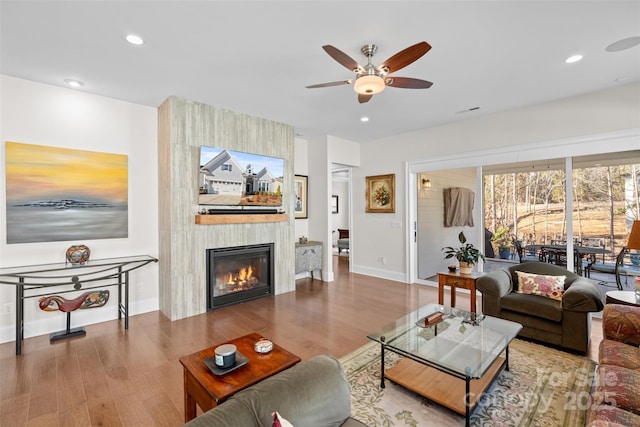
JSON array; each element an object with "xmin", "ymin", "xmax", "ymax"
[
  {"xmin": 272, "ymin": 411, "xmax": 294, "ymax": 427},
  {"xmin": 515, "ymin": 271, "xmax": 566, "ymax": 301}
]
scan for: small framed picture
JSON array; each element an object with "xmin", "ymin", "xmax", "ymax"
[
  {"xmin": 294, "ymin": 175, "xmax": 308, "ymax": 219},
  {"xmin": 366, "ymin": 173, "xmax": 395, "ymax": 213},
  {"xmin": 331, "ymin": 195, "xmax": 339, "ymax": 214}
]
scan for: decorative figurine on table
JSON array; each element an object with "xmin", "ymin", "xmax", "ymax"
[{"xmin": 38, "ymin": 290, "xmax": 109, "ymax": 342}]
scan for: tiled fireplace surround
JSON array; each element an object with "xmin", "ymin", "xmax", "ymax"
[{"xmin": 158, "ymin": 96, "xmax": 296, "ymax": 321}]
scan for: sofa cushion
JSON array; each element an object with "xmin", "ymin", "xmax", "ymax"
[
  {"xmin": 587, "ymin": 405, "xmax": 640, "ymax": 427},
  {"xmin": 603, "ymin": 304, "xmax": 640, "ymax": 346},
  {"xmin": 595, "ymin": 364, "xmax": 640, "ymax": 415},
  {"xmin": 515, "ymin": 271, "xmax": 565, "ymax": 300},
  {"xmin": 273, "ymin": 411, "xmax": 294, "ymax": 427},
  {"xmin": 501, "ymin": 292, "xmax": 563, "ymax": 322},
  {"xmin": 237, "ymin": 355, "xmax": 352, "ymax": 427},
  {"xmin": 599, "ymin": 339, "xmax": 640, "ymax": 370},
  {"xmin": 183, "ymin": 398, "xmax": 258, "ymax": 426},
  {"xmin": 507, "ymin": 261, "xmax": 580, "ymax": 289}
]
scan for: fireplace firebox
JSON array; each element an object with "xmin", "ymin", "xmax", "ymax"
[{"xmin": 207, "ymin": 243, "xmax": 274, "ymax": 310}]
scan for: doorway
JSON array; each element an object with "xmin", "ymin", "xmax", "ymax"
[{"xmin": 332, "ymin": 167, "xmax": 351, "ymax": 272}]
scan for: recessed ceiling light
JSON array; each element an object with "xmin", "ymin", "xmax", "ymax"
[
  {"xmin": 606, "ymin": 36, "xmax": 640, "ymax": 52},
  {"xmin": 64, "ymin": 79, "xmax": 84, "ymax": 88},
  {"xmin": 360, "ymin": 116, "xmax": 369, "ymax": 122},
  {"xmin": 126, "ymin": 34, "xmax": 144, "ymax": 45},
  {"xmin": 565, "ymin": 54, "xmax": 583, "ymax": 64}
]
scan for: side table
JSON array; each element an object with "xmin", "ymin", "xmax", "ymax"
[
  {"xmin": 605, "ymin": 290, "xmax": 640, "ymax": 307},
  {"xmin": 437, "ymin": 271, "xmax": 483, "ymax": 313},
  {"xmin": 295, "ymin": 241, "xmax": 323, "ymax": 279},
  {"xmin": 178, "ymin": 332, "xmax": 301, "ymax": 422}
]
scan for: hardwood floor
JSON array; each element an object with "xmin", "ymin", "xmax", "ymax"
[{"xmin": 0, "ymin": 255, "xmax": 602, "ymax": 426}]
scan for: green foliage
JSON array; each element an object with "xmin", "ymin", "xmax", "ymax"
[
  {"xmin": 491, "ymin": 226, "xmax": 511, "ymax": 249},
  {"xmin": 442, "ymin": 231, "xmax": 485, "ymax": 265}
]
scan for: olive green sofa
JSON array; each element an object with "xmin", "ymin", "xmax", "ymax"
[
  {"xmin": 183, "ymin": 355, "xmax": 367, "ymax": 427},
  {"xmin": 476, "ymin": 261, "xmax": 604, "ymax": 353}
]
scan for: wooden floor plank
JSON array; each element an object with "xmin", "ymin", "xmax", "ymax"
[
  {"xmin": 58, "ymin": 404, "xmax": 91, "ymax": 427},
  {"xmin": 26, "ymin": 349, "xmax": 58, "ymax": 421},
  {"xmin": 0, "ymin": 393, "xmax": 29, "ymax": 426},
  {"xmin": 87, "ymin": 398, "xmax": 122, "ymax": 427},
  {"xmin": 0, "ymin": 255, "xmax": 602, "ymax": 426},
  {"xmin": 55, "ymin": 344, "xmax": 86, "ymax": 414}
]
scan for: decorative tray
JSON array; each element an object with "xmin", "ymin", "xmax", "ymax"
[
  {"xmin": 204, "ymin": 351, "xmax": 249, "ymax": 375},
  {"xmin": 415, "ymin": 311, "xmax": 444, "ymax": 328}
]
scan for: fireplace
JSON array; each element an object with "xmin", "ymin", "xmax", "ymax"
[{"xmin": 207, "ymin": 243, "xmax": 274, "ymax": 310}]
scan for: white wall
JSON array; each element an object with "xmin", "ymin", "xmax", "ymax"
[
  {"xmin": 293, "ymin": 137, "xmax": 309, "ymax": 242},
  {"xmin": 0, "ymin": 76, "xmax": 159, "ymax": 343},
  {"xmin": 352, "ymin": 82, "xmax": 640, "ymax": 283},
  {"xmin": 417, "ymin": 168, "xmax": 478, "ymax": 280},
  {"xmin": 331, "ymin": 180, "xmax": 349, "ymax": 237}
]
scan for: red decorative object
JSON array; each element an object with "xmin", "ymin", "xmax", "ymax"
[{"xmin": 38, "ymin": 290, "xmax": 109, "ymax": 343}]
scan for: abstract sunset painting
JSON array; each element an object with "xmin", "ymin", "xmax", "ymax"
[{"xmin": 5, "ymin": 141, "xmax": 128, "ymax": 243}]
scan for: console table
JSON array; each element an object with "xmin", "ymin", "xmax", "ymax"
[{"xmin": 0, "ymin": 255, "xmax": 158, "ymax": 355}]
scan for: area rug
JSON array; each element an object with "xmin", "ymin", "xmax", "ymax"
[{"xmin": 339, "ymin": 339, "xmax": 596, "ymax": 426}]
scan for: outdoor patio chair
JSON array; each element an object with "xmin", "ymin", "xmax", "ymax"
[
  {"xmin": 513, "ymin": 239, "xmax": 537, "ymax": 263},
  {"xmin": 593, "ymin": 248, "xmax": 628, "ymax": 290}
]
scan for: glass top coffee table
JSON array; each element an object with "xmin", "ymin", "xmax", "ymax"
[{"xmin": 368, "ymin": 303, "xmax": 522, "ymax": 427}]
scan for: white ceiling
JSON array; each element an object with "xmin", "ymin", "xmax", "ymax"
[{"xmin": 1, "ymin": 1, "xmax": 639, "ymax": 143}]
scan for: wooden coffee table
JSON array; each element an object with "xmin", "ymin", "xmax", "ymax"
[{"xmin": 179, "ymin": 332, "xmax": 301, "ymax": 422}]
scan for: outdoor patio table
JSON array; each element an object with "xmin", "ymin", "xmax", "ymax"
[{"xmin": 523, "ymin": 244, "xmax": 610, "ymax": 275}]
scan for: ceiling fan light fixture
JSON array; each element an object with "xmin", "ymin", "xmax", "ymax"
[
  {"xmin": 565, "ymin": 54, "xmax": 583, "ymax": 64},
  {"xmin": 354, "ymin": 75, "xmax": 385, "ymax": 95}
]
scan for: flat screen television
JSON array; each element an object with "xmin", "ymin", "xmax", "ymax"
[{"xmin": 199, "ymin": 146, "xmax": 285, "ymax": 207}]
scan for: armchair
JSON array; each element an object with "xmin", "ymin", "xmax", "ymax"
[
  {"xmin": 476, "ymin": 261, "xmax": 604, "ymax": 353},
  {"xmin": 586, "ymin": 304, "xmax": 640, "ymax": 426},
  {"xmin": 337, "ymin": 228, "xmax": 349, "ymax": 254}
]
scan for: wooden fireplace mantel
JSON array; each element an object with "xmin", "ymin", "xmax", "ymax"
[{"xmin": 195, "ymin": 214, "xmax": 289, "ymax": 225}]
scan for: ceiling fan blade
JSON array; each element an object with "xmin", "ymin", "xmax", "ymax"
[
  {"xmin": 379, "ymin": 41, "xmax": 432, "ymax": 74},
  {"xmin": 322, "ymin": 45, "xmax": 362, "ymax": 72},
  {"xmin": 358, "ymin": 94, "xmax": 373, "ymax": 104},
  {"xmin": 385, "ymin": 77, "xmax": 433, "ymax": 89},
  {"xmin": 306, "ymin": 80, "xmax": 352, "ymax": 89}
]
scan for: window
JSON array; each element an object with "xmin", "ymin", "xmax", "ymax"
[
  {"xmin": 222, "ymin": 164, "xmax": 232, "ymax": 171},
  {"xmin": 482, "ymin": 158, "xmax": 639, "ymax": 262}
]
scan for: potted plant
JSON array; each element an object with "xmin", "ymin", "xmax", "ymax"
[
  {"xmin": 491, "ymin": 227, "xmax": 512, "ymax": 260},
  {"xmin": 442, "ymin": 231, "xmax": 485, "ymax": 274}
]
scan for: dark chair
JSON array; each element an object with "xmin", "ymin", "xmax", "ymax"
[
  {"xmin": 485, "ymin": 228, "xmax": 495, "ymax": 258},
  {"xmin": 592, "ymin": 248, "xmax": 629, "ymax": 290},
  {"xmin": 513, "ymin": 239, "xmax": 536, "ymax": 263},
  {"xmin": 613, "ymin": 247, "xmax": 628, "ymax": 290},
  {"xmin": 476, "ymin": 262, "xmax": 604, "ymax": 353},
  {"xmin": 337, "ymin": 229, "xmax": 349, "ymax": 254}
]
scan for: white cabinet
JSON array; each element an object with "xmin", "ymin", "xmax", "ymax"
[{"xmin": 295, "ymin": 241, "xmax": 323, "ymax": 278}]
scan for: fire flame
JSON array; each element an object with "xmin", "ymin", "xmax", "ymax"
[{"xmin": 223, "ymin": 265, "xmax": 254, "ymax": 286}]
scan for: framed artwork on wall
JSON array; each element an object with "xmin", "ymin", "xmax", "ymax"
[
  {"xmin": 294, "ymin": 175, "xmax": 308, "ymax": 219},
  {"xmin": 331, "ymin": 195, "xmax": 339, "ymax": 214},
  {"xmin": 366, "ymin": 173, "xmax": 395, "ymax": 213},
  {"xmin": 5, "ymin": 141, "xmax": 129, "ymax": 243}
]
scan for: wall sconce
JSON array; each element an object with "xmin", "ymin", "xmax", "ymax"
[{"xmin": 421, "ymin": 178, "xmax": 432, "ymax": 189}]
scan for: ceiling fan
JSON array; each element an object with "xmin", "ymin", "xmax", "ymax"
[{"xmin": 306, "ymin": 41, "xmax": 433, "ymax": 104}]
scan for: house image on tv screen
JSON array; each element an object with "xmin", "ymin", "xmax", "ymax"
[{"xmin": 199, "ymin": 148, "xmax": 284, "ymax": 206}]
